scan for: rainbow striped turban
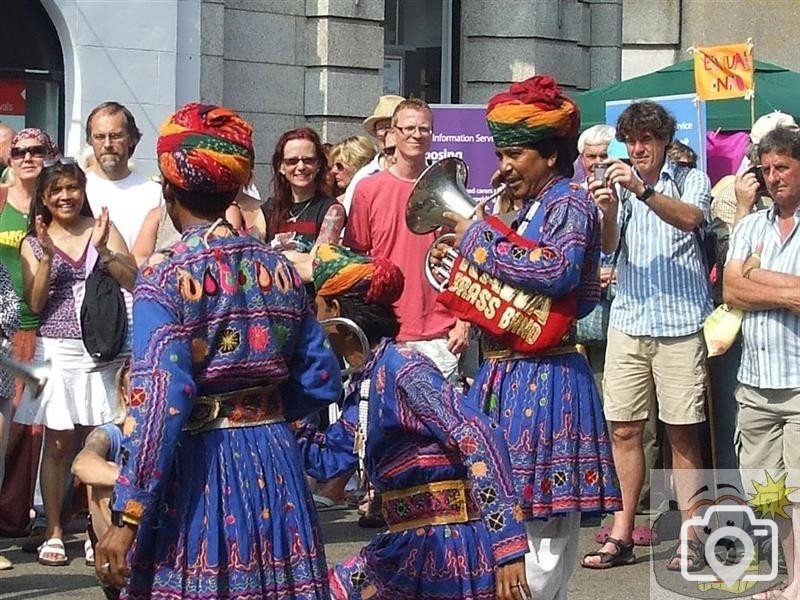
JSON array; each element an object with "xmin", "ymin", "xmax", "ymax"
[
  {"xmin": 313, "ymin": 244, "xmax": 404, "ymax": 306},
  {"xmin": 156, "ymin": 102, "xmax": 254, "ymax": 193},
  {"xmin": 486, "ymin": 75, "xmax": 580, "ymax": 148}
]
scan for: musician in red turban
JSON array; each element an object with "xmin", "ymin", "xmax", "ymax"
[{"xmin": 437, "ymin": 75, "xmax": 622, "ymax": 598}]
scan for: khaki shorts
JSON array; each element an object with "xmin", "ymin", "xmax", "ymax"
[
  {"xmin": 735, "ymin": 384, "xmax": 800, "ymax": 496},
  {"xmin": 602, "ymin": 327, "xmax": 707, "ymax": 425}
]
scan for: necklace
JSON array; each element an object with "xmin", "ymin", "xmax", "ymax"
[{"xmin": 287, "ymin": 199, "xmax": 313, "ymax": 224}]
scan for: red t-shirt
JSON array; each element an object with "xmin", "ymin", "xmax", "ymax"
[{"xmin": 344, "ymin": 169, "xmax": 455, "ymax": 342}]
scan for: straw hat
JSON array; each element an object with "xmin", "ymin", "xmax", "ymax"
[
  {"xmin": 750, "ymin": 111, "xmax": 799, "ymax": 144},
  {"xmin": 363, "ymin": 95, "xmax": 405, "ymax": 137}
]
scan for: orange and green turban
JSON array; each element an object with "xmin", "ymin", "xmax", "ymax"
[
  {"xmin": 156, "ymin": 102, "xmax": 254, "ymax": 193},
  {"xmin": 313, "ymin": 244, "xmax": 404, "ymax": 306},
  {"xmin": 486, "ymin": 75, "xmax": 580, "ymax": 148}
]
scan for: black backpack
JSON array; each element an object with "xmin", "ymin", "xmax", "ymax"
[{"xmin": 81, "ymin": 269, "xmax": 128, "ymax": 361}]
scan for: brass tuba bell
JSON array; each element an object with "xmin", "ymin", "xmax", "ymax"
[
  {"xmin": 405, "ymin": 157, "xmax": 506, "ymax": 290},
  {"xmin": 406, "ymin": 157, "xmax": 474, "ymax": 234},
  {"xmin": 0, "ymin": 337, "xmax": 50, "ymax": 398}
]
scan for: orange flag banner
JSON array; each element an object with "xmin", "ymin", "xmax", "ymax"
[{"xmin": 694, "ymin": 43, "xmax": 754, "ymax": 101}]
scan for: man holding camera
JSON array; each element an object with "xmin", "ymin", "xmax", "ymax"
[
  {"xmin": 724, "ymin": 126, "xmax": 800, "ymax": 599},
  {"xmin": 583, "ymin": 101, "xmax": 712, "ymax": 570}
]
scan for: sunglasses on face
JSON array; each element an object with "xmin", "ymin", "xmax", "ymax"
[
  {"xmin": 10, "ymin": 145, "xmax": 48, "ymax": 160},
  {"xmin": 282, "ymin": 156, "xmax": 318, "ymax": 167}
]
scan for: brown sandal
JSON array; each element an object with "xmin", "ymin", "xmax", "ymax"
[
  {"xmin": 666, "ymin": 538, "xmax": 706, "ymax": 572},
  {"xmin": 581, "ymin": 536, "xmax": 636, "ymax": 569}
]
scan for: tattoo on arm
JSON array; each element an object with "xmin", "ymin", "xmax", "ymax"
[{"xmin": 316, "ymin": 204, "xmax": 346, "ymax": 245}]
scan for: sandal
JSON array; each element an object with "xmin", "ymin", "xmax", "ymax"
[
  {"xmin": 37, "ymin": 537, "xmax": 69, "ymax": 567},
  {"xmin": 581, "ymin": 536, "xmax": 636, "ymax": 569},
  {"xmin": 0, "ymin": 554, "xmax": 11, "ymax": 570},
  {"xmin": 666, "ymin": 538, "xmax": 705, "ymax": 572},
  {"xmin": 85, "ymin": 538, "xmax": 95, "ymax": 567}
]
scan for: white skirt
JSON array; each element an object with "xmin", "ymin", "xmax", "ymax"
[{"xmin": 13, "ymin": 337, "xmax": 121, "ymax": 430}]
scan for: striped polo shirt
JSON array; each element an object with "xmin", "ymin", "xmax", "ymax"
[
  {"xmin": 728, "ymin": 208, "xmax": 800, "ymax": 389},
  {"xmin": 609, "ymin": 159, "xmax": 713, "ymax": 337}
]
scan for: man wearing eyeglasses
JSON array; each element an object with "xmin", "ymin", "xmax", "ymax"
[
  {"xmin": 345, "ymin": 98, "xmax": 470, "ymax": 381},
  {"xmin": 341, "ymin": 95, "xmax": 404, "ymax": 216},
  {"xmin": 84, "ymin": 102, "xmax": 162, "ymax": 251}
]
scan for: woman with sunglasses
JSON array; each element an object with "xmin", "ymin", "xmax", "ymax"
[
  {"xmin": 235, "ymin": 128, "xmax": 344, "ymax": 260},
  {"xmin": 14, "ymin": 160, "xmax": 137, "ymax": 567},
  {"xmin": 329, "ymin": 136, "xmax": 377, "ymax": 204},
  {"xmin": 0, "ymin": 129, "xmax": 59, "ymax": 541}
]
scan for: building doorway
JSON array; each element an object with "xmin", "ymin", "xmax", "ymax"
[
  {"xmin": 384, "ymin": 0, "xmax": 459, "ymax": 103},
  {"xmin": 0, "ymin": 1, "xmax": 64, "ymax": 147}
]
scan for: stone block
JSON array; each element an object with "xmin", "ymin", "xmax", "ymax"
[
  {"xmin": 305, "ymin": 0, "xmax": 383, "ymax": 21},
  {"xmin": 305, "ymin": 68, "xmax": 382, "ymax": 118},
  {"xmin": 225, "ymin": 9, "xmax": 296, "ymax": 63},
  {"xmin": 224, "ymin": 0, "xmax": 305, "ymax": 15},
  {"xmin": 200, "ymin": 55, "xmax": 225, "ymax": 104},
  {"xmin": 306, "ymin": 116, "xmax": 369, "ymax": 145},
  {"xmin": 239, "ymin": 110, "xmax": 299, "ymax": 186},
  {"xmin": 590, "ymin": 1, "xmax": 623, "ymax": 47},
  {"xmin": 306, "ymin": 19, "xmax": 383, "ymax": 68},
  {"xmin": 462, "ymin": 0, "xmax": 583, "ymax": 40},
  {"xmin": 74, "ymin": 0, "xmax": 177, "ymax": 52},
  {"xmin": 590, "ymin": 45, "xmax": 621, "ymax": 88},
  {"xmin": 621, "ymin": 47, "xmax": 679, "ymax": 80},
  {"xmin": 156, "ymin": 52, "xmax": 178, "ymax": 106},
  {"xmin": 201, "ymin": 1, "xmax": 225, "ymax": 56},
  {"xmin": 78, "ymin": 46, "xmax": 163, "ymax": 106},
  {"xmin": 622, "ymin": 0, "xmax": 679, "ymax": 45},
  {"xmin": 176, "ymin": 52, "xmax": 201, "ymax": 105},
  {"xmin": 223, "ymin": 61, "xmax": 304, "ymax": 114}
]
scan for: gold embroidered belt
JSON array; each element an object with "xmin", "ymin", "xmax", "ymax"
[
  {"xmin": 183, "ymin": 385, "xmax": 284, "ymax": 435},
  {"xmin": 381, "ymin": 479, "xmax": 479, "ymax": 533},
  {"xmin": 483, "ymin": 343, "xmax": 587, "ymax": 361}
]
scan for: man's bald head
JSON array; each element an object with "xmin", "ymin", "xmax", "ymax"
[{"xmin": 0, "ymin": 123, "xmax": 16, "ymax": 165}]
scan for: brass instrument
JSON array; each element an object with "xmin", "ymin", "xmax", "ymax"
[
  {"xmin": 406, "ymin": 156, "xmax": 506, "ymax": 289},
  {"xmin": 318, "ymin": 317, "xmax": 371, "ymax": 377},
  {"xmin": 0, "ymin": 337, "xmax": 50, "ymax": 398}
]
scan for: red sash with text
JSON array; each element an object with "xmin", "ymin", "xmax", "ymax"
[{"xmin": 437, "ymin": 216, "xmax": 576, "ymax": 354}]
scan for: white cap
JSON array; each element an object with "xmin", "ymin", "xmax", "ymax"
[{"xmin": 750, "ymin": 111, "xmax": 800, "ymax": 144}]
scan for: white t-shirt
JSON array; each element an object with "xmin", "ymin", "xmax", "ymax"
[{"xmin": 86, "ymin": 171, "xmax": 163, "ymax": 250}]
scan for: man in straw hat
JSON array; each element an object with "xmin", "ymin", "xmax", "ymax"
[
  {"xmin": 341, "ymin": 94, "xmax": 405, "ymax": 215},
  {"xmin": 437, "ymin": 74, "xmax": 622, "ymax": 599},
  {"xmin": 95, "ymin": 102, "xmax": 341, "ymax": 598}
]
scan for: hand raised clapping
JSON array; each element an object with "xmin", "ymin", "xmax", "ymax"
[
  {"xmin": 91, "ymin": 206, "xmax": 111, "ymax": 252},
  {"xmin": 34, "ymin": 214, "xmax": 55, "ymax": 258}
]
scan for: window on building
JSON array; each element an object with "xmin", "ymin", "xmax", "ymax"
[
  {"xmin": 0, "ymin": 1, "xmax": 64, "ymax": 147},
  {"xmin": 384, "ymin": 0, "xmax": 460, "ymax": 103}
]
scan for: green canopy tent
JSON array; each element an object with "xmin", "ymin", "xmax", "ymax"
[{"xmin": 575, "ymin": 59, "xmax": 800, "ymax": 132}]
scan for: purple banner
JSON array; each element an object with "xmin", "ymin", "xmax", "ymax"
[{"xmin": 429, "ymin": 104, "xmax": 497, "ymax": 197}]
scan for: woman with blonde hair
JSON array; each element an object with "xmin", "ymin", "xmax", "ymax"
[{"xmin": 329, "ymin": 136, "xmax": 376, "ymax": 202}]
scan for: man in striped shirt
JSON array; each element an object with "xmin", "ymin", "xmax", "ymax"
[
  {"xmin": 582, "ymin": 101, "xmax": 712, "ymax": 570},
  {"xmin": 724, "ymin": 127, "xmax": 800, "ymax": 598}
]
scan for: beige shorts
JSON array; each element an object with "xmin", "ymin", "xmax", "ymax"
[
  {"xmin": 602, "ymin": 327, "xmax": 707, "ymax": 425},
  {"xmin": 735, "ymin": 384, "xmax": 800, "ymax": 496}
]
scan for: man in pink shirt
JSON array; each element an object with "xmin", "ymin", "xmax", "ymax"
[{"xmin": 344, "ymin": 98, "xmax": 469, "ymax": 379}]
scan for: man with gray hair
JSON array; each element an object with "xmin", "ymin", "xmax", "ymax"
[
  {"xmin": 724, "ymin": 126, "xmax": 800, "ymax": 598},
  {"xmin": 575, "ymin": 124, "xmax": 616, "ymax": 184}
]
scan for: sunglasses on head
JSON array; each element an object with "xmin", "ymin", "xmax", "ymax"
[
  {"xmin": 43, "ymin": 157, "xmax": 78, "ymax": 168},
  {"xmin": 10, "ymin": 145, "xmax": 48, "ymax": 160}
]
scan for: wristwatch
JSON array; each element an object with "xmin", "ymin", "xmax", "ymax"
[
  {"xmin": 636, "ymin": 184, "xmax": 655, "ymax": 203},
  {"xmin": 111, "ymin": 510, "xmax": 139, "ymax": 528}
]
